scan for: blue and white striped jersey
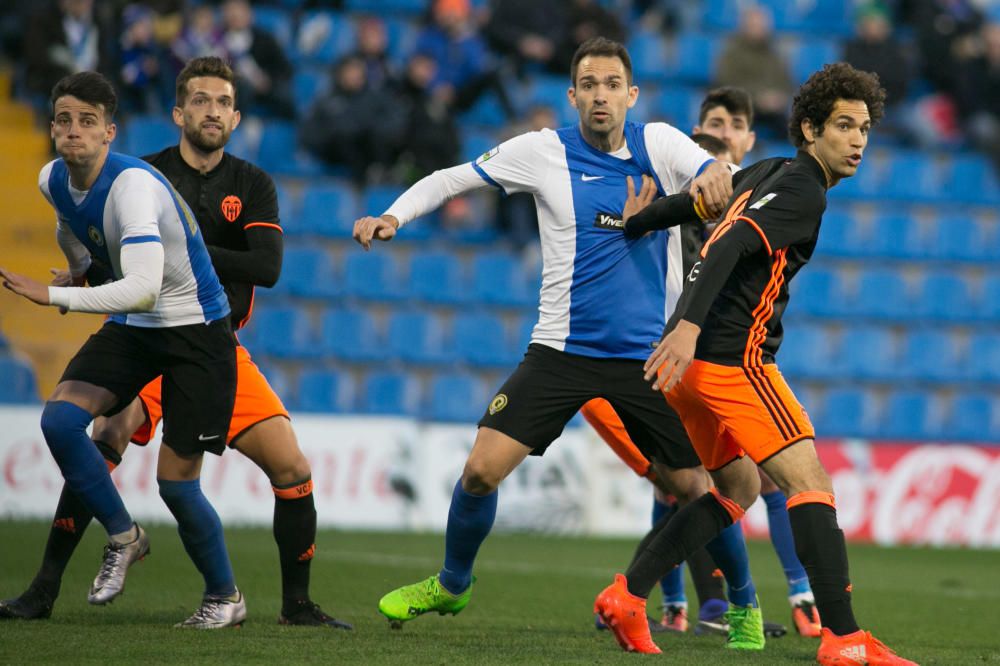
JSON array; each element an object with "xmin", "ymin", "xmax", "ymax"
[{"xmin": 39, "ymin": 152, "xmax": 230, "ymax": 327}]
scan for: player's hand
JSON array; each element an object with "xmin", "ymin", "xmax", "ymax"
[
  {"xmin": 353, "ymin": 214, "xmax": 399, "ymax": 250},
  {"xmin": 48, "ymin": 268, "xmax": 81, "ymax": 313},
  {"xmin": 622, "ymin": 175, "xmax": 657, "ymax": 228},
  {"xmin": 689, "ymin": 161, "xmax": 733, "ymax": 218},
  {"xmin": 644, "ymin": 320, "xmax": 701, "ymax": 393},
  {"xmin": 0, "ymin": 267, "xmax": 51, "ymax": 306}
]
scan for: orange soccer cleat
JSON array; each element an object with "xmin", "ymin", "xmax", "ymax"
[
  {"xmin": 792, "ymin": 599, "xmax": 822, "ymax": 637},
  {"xmin": 594, "ymin": 574, "xmax": 662, "ymax": 654},
  {"xmin": 660, "ymin": 604, "xmax": 689, "ymax": 633},
  {"xmin": 816, "ymin": 628, "xmax": 919, "ymax": 665}
]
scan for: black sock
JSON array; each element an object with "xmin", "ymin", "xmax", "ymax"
[
  {"xmin": 33, "ymin": 441, "xmax": 122, "ymax": 596},
  {"xmin": 625, "ymin": 493, "xmax": 732, "ymax": 598},
  {"xmin": 687, "ymin": 546, "xmax": 727, "ymax": 607},
  {"xmin": 788, "ymin": 502, "xmax": 859, "ymax": 636},
  {"xmin": 626, "ymin": 501, "xmax": 676, "ymax": 571},
  {"xmin": 273, "ymin": 477, "xmax": 317, "ymax": 610}
]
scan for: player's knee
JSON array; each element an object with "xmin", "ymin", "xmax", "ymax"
[
  {"xmin": 267, "ymin": 455, "xmax": 312, "ymax": 488},
  {"xmin": 40, "ymin": 400, "xmax": 91, "ymax": 446},
  {"xmin": 461, "ymin": 459, "xmax": 502, "ymax": 495},
  {"xmin": 717, "ymin": 476, "xmax": 760, "ymax": 511}
]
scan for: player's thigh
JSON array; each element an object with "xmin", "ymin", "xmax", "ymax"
[
  {"xmin": 463, "ymin": 427, "xmax": 534, "ymax": 494},
  {"xmin": 477, "ymin": 344, "xmax": 595, "ymax": 454},
  {"xmin": 663, "ymin": 377, "xmax": 744, "ymax": 472},
  {"xmin": 156, "ymin": 440, "xmax": 205, "ymax": 482},
  {"xmin": 160, "ymin": 319, "xmax": 237, "ymax": 457},
  {"xmin": 91, "ymin": 397, "xmax": 147, "ymax": 454},
  {"xmin": 758, "ymin": 438, "xmax": 833, "ymax": 498}
]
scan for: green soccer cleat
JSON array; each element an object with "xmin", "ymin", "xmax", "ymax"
[
  {"xmin": 378, "ymin": 575, "xmax": 473, "ymax": 628},
  {"xmin": 724, "ymin": 601, "xmax": 766, "ymax": 650}
]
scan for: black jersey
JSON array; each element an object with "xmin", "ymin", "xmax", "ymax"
[
  {"xmin": 671, "ymin": 151, "xmax": 827, "ymax": 366},
  {"xmin": 144, "ymin": 147, "xmax": 282, "ymax": 329}
]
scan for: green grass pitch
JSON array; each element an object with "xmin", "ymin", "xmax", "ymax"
[{"xmin": 1, "ymin": 521, "xmax": 998, "ymax": 664}]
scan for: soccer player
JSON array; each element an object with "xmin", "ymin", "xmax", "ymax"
[
  {"xmin": 586, "ymin": 88, "xmax": 822, "ymax": 639},
  {"xmin": 0, "ymin": 57, "xmax": 350, "ymax": 629},
  {"xmin": 0, "ymin": 71, "xmax": 244, "ymax": 628},
  {"xmin": 355, "ymin": 37, "xmax": 766, "ymax": 653},
  {"xmin": 594, "ymin": 63, "xmax": 917, "ymax": 664}
]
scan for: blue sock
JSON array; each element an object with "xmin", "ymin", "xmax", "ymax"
[
  {"xmin": 763, "ymin": 490, "xmax": 811, "ymax": 596},
  {"xmin": 40, "ymin": 401, "xmax": 132, "ymax": 536},
  {"xmin": 653, "ymin": 497, "xmax": 686, "ymax": 605},
  {"xmin": 704, "ymin": 523, "xmax": 757, "ymax": 607},
  {"xmin": 438, "ymin": 479, "xmax": 497, "ymax": 595},
  {"xmin": 158, "ymin": 478, "xmax": 236, "ymax": 597}
]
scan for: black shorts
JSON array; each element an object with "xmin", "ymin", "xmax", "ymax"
[
  {"xmin": 478, "ymin": 344, "xmax": 701, "ymax": 469},
  {"xmin": 61, "ymin": 319, "xmax": 237, "ymax": 456}
]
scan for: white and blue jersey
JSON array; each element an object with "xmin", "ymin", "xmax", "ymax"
[
  {"xmin": 39, "ymin": 152, "xmax": 229, "ymax": 328},
  {"xmin": 471, "ymin": 121, "xmax": 713, "ymax": 359}
]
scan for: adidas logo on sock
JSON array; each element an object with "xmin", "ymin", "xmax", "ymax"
[{"xmin": 839, "ymin": 644, "xmax": 867, "ymax": 663}]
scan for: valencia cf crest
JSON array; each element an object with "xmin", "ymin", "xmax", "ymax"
[
  {"xmin": 87, "ymin": 225, "xmax": 104, "ymax": 246},
  {"xmin": 221, "ymin": 195, "xmax": 242, "ymax": 223}
]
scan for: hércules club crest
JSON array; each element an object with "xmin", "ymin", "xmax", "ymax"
[{"xmin": 221, "ymin": 195, "xmax": 242, "ymax": 223}]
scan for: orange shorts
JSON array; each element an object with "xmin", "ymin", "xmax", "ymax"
[
  {"xmin": 580, "ymin": 398, "xmax": 656, "ymax": 480},
  {"xmin": 662, "ymin": 360, "xmax": 814, "ymax": 471},
  {"xmin": 132, "ymin": 345, "xmax": 288, "ymax": 447}
]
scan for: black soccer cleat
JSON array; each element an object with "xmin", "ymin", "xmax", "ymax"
[
  {"xmin": 0, "ymin": 583, "xmax": 56, "ymax": 620},
  {"xmin": 279, "ymin": 600, "xmax": 353, "ymax": 630}
]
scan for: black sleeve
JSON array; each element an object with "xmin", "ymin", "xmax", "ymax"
[
  {"xmin": 623, "ymin": 193, "xmax": 702, "ymax": 239},
  {"xmin": 667, "ymin": 222, "xmax": 765, "ymax": 330},
  {"xmin": 207, "ymin": 225, "xmax": 283, "ymax": 288},
  {"xmin": 737, "ymin": 171, "xmax": 825, "ymax": 254},
  {"xmin": 239, "ymin": 169, "xmax": 280, "ymax": 229}
]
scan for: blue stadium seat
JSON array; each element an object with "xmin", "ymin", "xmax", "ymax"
[
  {"xmin": 813, "ymin": 209, "xmax": 856, "ymax": 257},
  {"xmin": 318, "ymin": 306, "xmax": 383, "ymax": 361},
  {"xmin": 122, "ymin": 116, "xmax": 176, "ymax": 157},
  {"xmin": 862, "ymin": 212, "xmax": 926, "ymax": 260},
  {"xmin": 358, "ymin": 370, "xmax": 420, "ymax": 416},
  {"xmin": 898, "ymin": 328, "xmax": 964, "ymax": 382},
  {"xmin": 471, "ymin": 252, "xmax": 533, "ymax": 307},
  {"xmin": 522, "ymin": 76, "xmax": 576, "ymax": 125},
  {"xmin": 946, "ymin": 392, "xmax": 997, "ymax": 443},
  {"xmin": 881, "ymin": 151, "xmax": 942, "ymax": 203},
  {"xmin": 814, "ymin": 387, "xmax": 877, "ymax": 439},
  {"xmin": 654, "ymin": 87, "xmax": 702, "ymax": 130},
  {"xmin": 258, "ymin": 121, "xmax": 329, "ymax": 177},
  {"xmin": 963, "ymin": 332, "xmax": 1000, "ymax": 382},
  {"xmin": 298, "ymin": 182, "xmax": 359, "ymax": 237},
  {"xmin": 297, "ymin": 368, "xmax": 355, "ymax": 413},
  {"xmin": 277, "ymin": 246, "xmax": 340, "ymax": 298},
  {"xmin": 513, "ymin": 314, "xmax": 536, "ymax": 353},
  {"xmin": 790, "ymin": 39, "xmax": 840, "ymax": 85},
  {"xmin": 912, "ymin": 270, "xmax": 974, "ymax": 322},
  {"xmin": 361, "ymin": 185, "xmax": 433, "ymax": 240},
  {"xmin": 425, "ymin": 372, "xmax": 487, "ymax": 422},
  {"xmin": 292, "ymin": 67, "xmax": 328, "ymax": 116},
  {"xmin": 254, "ymin": 6, "xmax": 294, "ymax": 50},
  {"xmin": 880, "ymin": 390, "xmax": 943, "ymax": 440},
  {"xmin": 452, "ymin": 312, "xmax": 519, "ymax": 368},
  {"xmin": 0, "ymin": 356, "xmax": 38, "ymax": 403},
  {"xmin": 777, "ymin": 0, "xmax": 853, "ymax": 35},
  {"xmin": 945, "ymin": 154, "xmax": 1000, "ymax": 206},
  {"xmin": 346, "ymin": 0, "xmax": 426, "ymax": 15},
  {"xmin": 927, "ymin": 215, "xmax": 990, "ymax": 263},
  {"xmin": 701, "ymin": 0, "xmax": 741, "ymax": 32},
  {"xmin": 981, "ymin": 273, "xmax": 1000, "ymax": 321},
  {"xmin": 851, "ymin": 268, "xmax": 911, "ymax": 320},
  {"xmin": 458, "ymin": 92, "xmax": 507, "ymax": 127},
  {"xmin": 839, "ymin": 324, "xmax": 900, "ymax": 381},
  {"xmin": 787, "ymin": 267, "xmax": 842, "ymax": 317},
  {"xmin": 385, "ymin": 310, "xmax": 455, "ymax": 365},
  {"xmin": 407, "ymin": 250, "xmax": 467, "ymax": 305},
  {"xmin": 244, "ymin": 306, "xmax": 317, "ymax": 358},
  {"xmin": 342, "ymin": 249, "xmax": 405, "ymax": 301},
  {"xmin": 295, "ymin": 11, "xmax": 355, "ymax": 64},
  {"xmin": 777, "ymin": 322, "xmax": 836, "ymax": 380},
  {"xmin": 674, "ymin": 33, "xmax": 721, "ymax": 85},
  {"xmin": 460, "ymin": 127, "xmax": 500, "ymax": 163},
  {"xmin": 627, "ymin": 32, "xmax": 670, "ymax": 83}
]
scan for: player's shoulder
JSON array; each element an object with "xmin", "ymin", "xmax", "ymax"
[
  {"xmin": 38, "ymin": 159, "xmax": 59, "ymax": 189},
  {"xmin": 142, "ymin": 146, "xmax": 174, "ymax": 168},
  {"xmin": 224, "ymin": 152, "xmax": 276, "ymax": 187}
]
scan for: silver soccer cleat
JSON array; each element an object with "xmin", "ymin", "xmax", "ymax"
[
  {"xmin": 88, "ymin": 523, "xmax": 150, "ymax": 605},
  {"xmin": 175, "ymin": 589, "xmax": 247, "ymax": 629}
]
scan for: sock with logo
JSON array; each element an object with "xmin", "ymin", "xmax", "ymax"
[
  {"xmin": 787, "ymin": 495, "xmax": 858, "ymax": 636},
  {"xmin": 40, "ymin": 401, "xmax": 133, "ymax": 536},
  {"xmin": 438, "ymin": 479, "xmax": 497, "ymax": 595},
  {"xmin": 158, "ymin": 477, "xmax": 236, "ymax": 597},
  {"xmin": 763, "ymin": 490, "xmax": 811, "ymax": 596},
  {"xmin": 273, "ymin": 477, "xmax": 317, "ymax": 611},
  {"xmin": 32, "ymin": 441, "xmax": 122, "ymax": 598}
]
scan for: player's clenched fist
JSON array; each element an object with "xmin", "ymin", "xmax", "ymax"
[{"xmin": 353, "ymin": 214, "xmax": 400, "ymax": 250}]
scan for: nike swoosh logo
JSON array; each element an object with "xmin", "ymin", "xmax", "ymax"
[
  {"xmin": 198, "ymin": 434, "xmax": 221, "ymax": 441},
  {"xmin": 581, "ymin": 174, "xmax": 603, "ymax": 181}
]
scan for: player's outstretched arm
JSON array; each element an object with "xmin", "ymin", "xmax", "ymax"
[
  {"xmin": 353, "ymin": 214, "xmax": 399, "ymax": 251},
  {"xmin": 689, "ymin": 160, "xmax": 734, "ymax": 218},
  {"xmin": 0, "ymin": 268, "xmax": 51, "ymax": 305}
]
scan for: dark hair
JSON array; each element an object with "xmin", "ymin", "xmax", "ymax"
[
  {"xmin": 176, "ymin": 56, "xmax": 237, "ymax": 106},
  {"xmin": 698, "ymin": 86, "xmax": 753, "ymax": 127},
  {"xmin": 50, "ymin": 71, "xmax": 117, "ymax": 122},
  {"xmin": 570, "ymin": 37, "xmax": 633, "ymax": 86},
  {"xmin": 689, "ymin": 132, "xmax": 730, "ymax": 158},
  {"xmin": 789, "ymin": 63, "xmax": 885, "ymax": 148}
]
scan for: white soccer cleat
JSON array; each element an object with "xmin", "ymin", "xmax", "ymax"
[
  {"xmin": 88, "ymin": 523, "xmax": 150, "ymax": 605},
  {"xmin": 175, "ymin": 589, "xmax": 247, "ymax": 629}
]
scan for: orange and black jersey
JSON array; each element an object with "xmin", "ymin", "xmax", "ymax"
[
  {"xmin": 144, "ymin": 147, "xmax": 283, "ymax": 330},
  {"xmin": 666, "ymin": 150, "xmax": 827, "ymax": 367}
]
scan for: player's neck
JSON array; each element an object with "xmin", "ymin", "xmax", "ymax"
[
  {"xmin": 66, "ymin": 149, "xmax": 108, "ymax": 191},
  {"xmin": 179, "ymin": 139, "xmax": 224, "ymax": 174},
  {"xmin": 579, "ymin": 124, "xmax": 626, "ymax": 153},
  {"xmin": 803, "ymin": 146, "xmax": 836, "ymax": 189}
]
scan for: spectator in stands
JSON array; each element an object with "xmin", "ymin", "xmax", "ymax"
[
  {"xmin": 844, "ymin": 5, "xmax": 910, "ymax": 108},
  {"xmin": 117, "ymin": 4, "xmax": 166, "ymax": 115},
  {"xmin": 171, "ymin": 5, "xmax": 227, "ymax": 65},
  {"xmin": 220, "ymin": 0, "xmax": 294, "ymax": 118},
  {"xmin": 715, "ymin": 4, "xmax": 793, "ymax": 138},
  {"xmin": 395, "ymin": 53, "xmax": 461, "ymax": 183},
  {"xmin": 23, "ymin": 0, "xmax": 111, "ymax": 112},
  {"xmin": 485, "ymin": 0, "xmax": 567, "ymax": 76},
  {"xmin": 301, "ymin": 54, "xmax": 407, "ymax": 184},
  {"xmin": 414, "ymin": 0, "xmax": 515, "ymax": 119},
  {"xmin": 957, "ymin": 22, "xmax": 1000, "ymax": 170},
  {"xmin": 553, "ymin": 0, "xmax": 626, "ymax": 74},
  {"xmin": 907, "ymin": 0, "xmax": 983, "ymax": 97},
  {"xmin": 352, "ymin": 16, "xmax": 396, "ymax": 93}
]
